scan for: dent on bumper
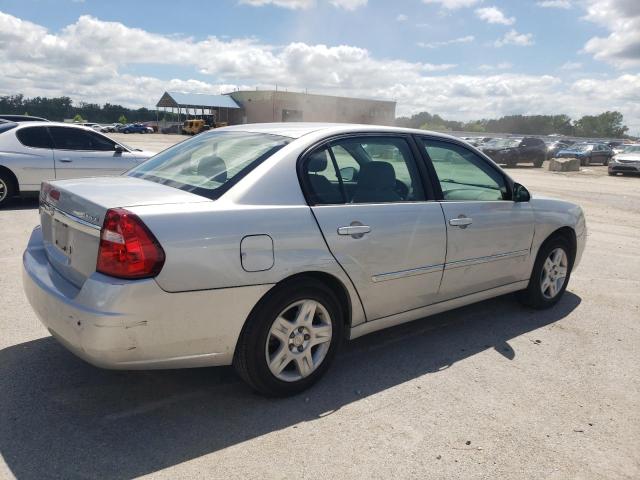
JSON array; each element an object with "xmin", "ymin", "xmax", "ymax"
[{"xmin": 23, "ymin": 228, "xmax": 273, "ymax": 369}]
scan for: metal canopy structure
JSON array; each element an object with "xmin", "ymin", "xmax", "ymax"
[
  {"xmin": 156, "ymin": 91, "xmax": 241, "ymax": 129},
  {"xmin": 156, "ymin": 91, "xmax": 241, "ymax": 110}
]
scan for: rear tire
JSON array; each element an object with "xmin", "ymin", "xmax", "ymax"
[
  {"xmin": 517, "ymin": 236, "xmax": 572, "ymax": 309},
  {"xmin": 233, "ymin": 278, "xmax": 344, "ymax": 397},
  {"xmin": 0, "ymin": 172, "xmax": 16, "ymax": 208},
  {"xmin": 533, "ymin": 159, "xmax": 544, "ymax": 168}
]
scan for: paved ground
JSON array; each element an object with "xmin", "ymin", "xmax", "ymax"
[{"xmin": 0, "ymin": 135, "xmax": 638, "ymax": 479}]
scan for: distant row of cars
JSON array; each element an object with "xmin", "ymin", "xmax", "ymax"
[
  {"xmin": 95, "ymin": 123, "xmax": 154, "ymax": 134},
  {"xmin": 460, "ymin": 134, "xmax": 639, "ymax": 174}
]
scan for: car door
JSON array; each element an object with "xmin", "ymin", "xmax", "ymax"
[
  {"xmin": 301, "ymin": 135, "xmax": 447, "ymax": 321},
  {"xmin": 13, "ymin": 126, "xmax": 55, "ymax": 187},
  {"xmin": 417, "ymin": 137, "xmax": 535, "ymax": 300},
  {"xmin": 49, "ymin": 126, "xmax": 141, "ymax": 179}
]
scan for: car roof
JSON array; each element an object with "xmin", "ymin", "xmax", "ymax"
[
  {"xmin": 216, "ymin": 122, "xmax": 463, "ymax": 141},
  {"xmin": 12, "ymin": 121, "xmax": 98, "ymax": 132}
]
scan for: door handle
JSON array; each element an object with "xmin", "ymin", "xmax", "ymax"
[
  {"xmin": 337, "ymin": 225, "xmax": 371, "ymax": 237},
  {"xmin": 58, "ymin": 158, "xmax": 73, "ymax": 163},
  {"xmin": 449, "ymin": 216, "xmax": 473, "ymax": 228}
]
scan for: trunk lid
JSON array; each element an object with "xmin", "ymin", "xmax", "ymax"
[{"xmin": 39, "ymin": 176, "xmax": 210, "ymax": 288}]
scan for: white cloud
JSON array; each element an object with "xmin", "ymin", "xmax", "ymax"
[
  {"xmin": 329, "ymin": 0, "xmax": 367, "ymax": 10},
  {"xmin": 494, "ymin": 29, "xmax": 534, "ymax": 47},
  {"xmin": 475, "ymin": 6, "xmax": 515, "ymax": 25},
  {"xmin": 478, "ymin": 62, "xmax": 512, "ymax": 71},
  {"xmin": 396, "ymin": 13, "xmax": 408, "ymax": 22},
  {"xmin": 418, "ymin": 35, "xmax": 475, "ymax": 49},
  {"xmin": 0, "ymin": 11, "xmax": 639, "ymax": 131},
  {"xmin": 582, "ymin": 0, "xmax": 640, "ymax": 69},
  {"xmin": 239, "ymin": 0, "xmax": 315, "ymax": 8},
  {"xmin": 422, "ymin": 0, "xmax": 482, "ymax": 10},
  {"xmin": 536, "ymin": 0, "xmax": 571, "ymax": 8}
]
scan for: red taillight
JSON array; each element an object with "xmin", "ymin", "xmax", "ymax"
[{"xmin": 96, "ymin": 208, "xmax": 165, "ymax": 279}]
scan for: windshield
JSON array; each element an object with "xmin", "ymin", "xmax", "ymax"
[
  {"xmin": 128, "ymin": 131, "xmax": 291, "ymax": 199},
  {"xmin": 571, "ymin": 144, "xmax": 594, "ymax": 152},
  {"xmin": 484, "ymin": 138, "xmax": 520, "ymax": 148},
  {"xmin": 621, "ymin": 145, "xmax": 640, "ymax": 153}
]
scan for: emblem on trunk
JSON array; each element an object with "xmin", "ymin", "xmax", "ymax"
[{"xmin": 72, "ymin": 210, "xmax": 99, "ymax": 224}]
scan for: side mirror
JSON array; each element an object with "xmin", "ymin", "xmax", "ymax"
[
  {"xmin": 513, "ymin": 183, "xmax": 530, "ymax": 202},
  {"xmin": 114, "ymin": 145, "xmax": 124, "ymax": 154}
]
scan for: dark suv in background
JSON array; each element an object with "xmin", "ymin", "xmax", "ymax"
[{"xmin": 480, "ymin": 137, "xmax": 547, "ymax": 168}]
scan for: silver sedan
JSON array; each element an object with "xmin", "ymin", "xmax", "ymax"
[
  {"xmin": 23, "ymin": 123, "xmax": 586, "ymax": 396},
  {"xmin": 0, "ymin": 121, "xmax": 154, "ymax": 207}
]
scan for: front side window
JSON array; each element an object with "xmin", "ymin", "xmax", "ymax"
[
  {"xmin": 420, "ymin": 139, "xmax": 508, "ymax": 201},
  {"xmin": 16, "ymin": 126, "xmax": 53, "ymax": 149},
  {"xmin": 129, "ymin": 131, "xmax": 291, "ymax": 199},
  {"xmin": 302, "ymin": 136, "xmax": 425, "ymax": 205}
]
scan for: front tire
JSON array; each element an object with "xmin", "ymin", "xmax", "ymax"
[
  {"xmin": 517, "ymin": 236, "xmax": 572, "ymax": 309},
  {"xmin": 234, "ymin": 279, "xmax": 344, "ymax": 396}
]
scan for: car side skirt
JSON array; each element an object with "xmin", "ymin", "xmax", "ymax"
[{"xmin": 350, "ymin": 280, "xmax": 529, "ymax": 339}]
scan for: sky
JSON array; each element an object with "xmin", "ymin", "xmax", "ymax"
[{"xmin": 0, "ymin": 0, "xmax": 639, "ymax": 133}]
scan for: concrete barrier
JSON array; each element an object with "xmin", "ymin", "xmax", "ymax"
[{"xmin": 549, "ymin": 157, "xmax": 580, "ymax": 172}]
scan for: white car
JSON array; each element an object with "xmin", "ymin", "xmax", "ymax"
[
  {"xmin": 23, "ymin": 123, "xmax": 586, "ymax": 396},
  {"xmin": 0, "ymin": 121, "xmax": 154, "ymax": 206}
]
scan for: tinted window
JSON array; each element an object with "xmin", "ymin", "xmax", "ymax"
[
  {"xmin": 0, "ymin": 122, "xmax": 18, "ymax": 135},
  {"xmin": 48, "ymin": 127, "xmax": 115, "ymax": 151},
  {"xmin": 129, "ymin": 131, "xmax": 291, "ymax": 200},
  {"xmin": 421, "ymin": 139, "xmax": 508, "ymax": 201},
  {"xmin": 16, "ymin": 127, "xmax": 53, "ymax": 149},
  {"xmin": 303, "ymin": 136, "xmax": 425, "ymax": 205}
]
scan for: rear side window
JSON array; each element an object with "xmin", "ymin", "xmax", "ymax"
[
  {"xmin": 48, "ymin": 127, "xmax": 116, "ymax": 151},
  {"xmin": 16, "ymin": 126, "xmax": 53, "ymax": 148},
  {"xmin": 128, "ymin": 131, "xmax": 291, "ymax": 200},
  {"xmin": 302, "ymin": 136, "xmax": 426, "ymax": 205}
]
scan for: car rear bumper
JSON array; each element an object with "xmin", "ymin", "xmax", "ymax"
[{"xmin": 23, "ymin": 227, "xmax": 273, "ymax": 369}]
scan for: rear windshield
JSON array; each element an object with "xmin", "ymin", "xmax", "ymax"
[
  {"xmin": 0, "ymin": 122, "xmax": 18, "ymax": 134},
  {"xmin": 128, "ymin": 131, "xmax": 291, "ymax": 199}
]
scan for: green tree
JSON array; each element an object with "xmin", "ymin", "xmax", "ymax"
[
  {"xmin": 118, "ymin": 114, "xmax": 128, "ymax": 124},
  {"xmin": 72, "ymin": 113, "xmax": 84, "ymax": 123},
  {"xmin": 573, "ymin": 111, "xmax": 628, "ymax": 138}
]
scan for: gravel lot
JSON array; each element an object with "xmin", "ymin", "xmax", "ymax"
[{"xmin": 0, "ymin": 133, "xmax": 638, "ymax": 479}]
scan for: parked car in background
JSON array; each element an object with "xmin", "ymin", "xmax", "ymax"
[
  {"xmin": 612, "ymin": 143, "xmax": 638, "ymax": 155},
  {"xmin": 608, "ymin": 144, "xmax": 640, "ymax": 176},
  {"xmin": 121, "ymin": 123, "xmax": 153, "ymax": 134},
  {"xmin": 481, "ymin": 137, "xmax": 547, "ymax": 167},
  {"xmin": 546, "ymin": 141, "xmax": 570, "ymax": 158},
  {"xmin": 0, "ymin": 122, "xmax": 154, "ymax": 207},
  {"xmin": 0, "ymin": 114, "xmax": 49, "ymax": 122},
  {"xmin": 22, "ymin": 123, "xmax": 586, "ymax": 396},
  {"xmin": 556, "ymin": 143, "xmax": 613, "ymax": 166}
]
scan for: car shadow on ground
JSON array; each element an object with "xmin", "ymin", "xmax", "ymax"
[
  {"xmin": 2, "ymin": 196, "xmax": 39, "ymax": 211},
  {"xmin": 0, "ymin": 292, "xmax": 581, "ymax": 480}
]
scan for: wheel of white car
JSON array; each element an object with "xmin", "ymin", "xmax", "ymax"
[
  {"xmin": 234, "ymin": 278, "xmax": 344, "ymax": 396},
  {"xmin": 517, "ymin": 235, "xmax": 573, "ymax": 309},
  {"xmin": 0, "ymin": 172, "xmax": 16, "ymax": 208}
]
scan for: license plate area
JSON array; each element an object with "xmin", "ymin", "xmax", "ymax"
[{"xmin": 53, "ymin": 219, "xmax": 71, "ymax": 255}]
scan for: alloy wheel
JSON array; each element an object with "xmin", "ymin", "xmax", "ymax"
[
  {"xmin": 0, "ymin": 178, "xmax": 7, "ymax": 203},
  {"xmin": 265, "ymin": 299, "xmax": 333, "ymax": 382},
  {"xmin": 540, "ymin": 247, "xmax": 568, "ymax": 299}
]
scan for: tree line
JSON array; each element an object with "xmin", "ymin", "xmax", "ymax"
[
  {"xmin": 396, "ymin": 110, "xmax": 630, "ymax": 138},
  {"xmin": 1, "ymin": 94, "xmax": 631, "ymax": 138},
  {"xmin": 0, "ymin": 94, "xmax": 157, "ymax": 124}
]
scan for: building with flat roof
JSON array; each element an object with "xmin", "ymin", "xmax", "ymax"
[{"xmin": 156, "ymin": 90, "xmax": 396, "ymax": 128}]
